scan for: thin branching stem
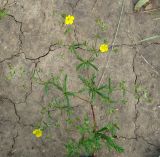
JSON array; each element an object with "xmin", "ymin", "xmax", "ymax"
[{"xmin": 74, "ymin": 95, "xmax": 97, "ymax": 131}]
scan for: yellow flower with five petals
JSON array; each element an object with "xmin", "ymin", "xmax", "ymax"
[
  {"xmin": 65, "ymin": 15, "xmax": 75, "ymax": 25},
  {"xmin": 32, "ymin": 129, "xmax": 43, "ymax": 138},
  {"xmin": 99, "ymin": 44, "xmax": 109, "ymax": 53}
]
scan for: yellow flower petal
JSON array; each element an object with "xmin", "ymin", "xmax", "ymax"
[
  {"xmin": 65, "ymin": 15, "xmax": 75, "ymax": 25},
  {"xmin": 70, "ymin": 16, "xmax": 74, "ymax": 20},
  {"xmin": 32, "ymin": 129, "xmax": 43, "ymax": 138},
  {"xmin": 32, "ymin": 130, "xmax": 37, "ymax": 134},
  {"xmin": 99, "ymin": 44, "xmax": 109, "ymax": 53}
]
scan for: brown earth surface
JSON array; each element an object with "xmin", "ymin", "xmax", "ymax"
[{"xmin": 0, "ymin": 0, "xmax": 160, "ymax": 157}]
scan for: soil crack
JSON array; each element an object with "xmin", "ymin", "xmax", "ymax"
[
  {"xmin": 0, "ymin": 97, "xmax": 21, "ymax": 122},
  {"xmin": 7, "ymin": 132, "xmax": 18, "ymax": 157},
  {"xmin": 7, "ymin": 14, "xmax": 24, "ymax": 53}
]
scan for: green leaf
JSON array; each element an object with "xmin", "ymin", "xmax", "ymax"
[
  {"xmin": 65, "ymin": 95, "xmax": 70, "ymax": 106},
  {"xmin": 107, "ymin": 108, "xmax": 116, "ymax": 115},
  {"xmin": 76, "ymin": 55, "xmax": 84, "ymax": 62},
  {"xmin": 66, "ymin": 140, "xmax": 80, "ymax": 157},
  {"xmin": 95, "ymin": 18, "xmax": 107, "ymax": 32},
  {"xmin": 119, "ymin": 80, "xmax": 126, "ymax": 96},
  {"xmin": 96, "ymin": 91, "xmax": 108, "ymax": 99},
  {"xmin": 44, "ymin": 83, "xmax": 49, "ymax": 95},
  {"xmin": 88, "ymin": 62, "xmax": 98, "ymax": 71},
  {"xmin": 98, "ymin": 84, "xmax": 108, "ymax": 90},
  {"xmin": 66, "ymin": 91, "xmax": 75, "ymax": 96},
  {"xmin": 64, "ymin": 27, "xmax": 72, "ymax": 35},
  {"xmin": 79, "ymin": 136, "xmax": 101, "ymax": 155},
  {"xmin": 76, "ymin": 63, "xmax": 85, "ymax": 71},
  {"xmin": 134, "ymin": 0, "xmax": 149, "ymax": 11},
  {"xmin": 79, "ymin": 75, "xmax": 110, "ymax": 101},
  {"xmin": 63, "ymin": 74, "xmax": 68, "ymax": 92},
  {"xmin": 96, "ymin": 123, "xmax": 119, "ymax": 136},
  {"xmin": 0, "ymin": 9, "xmax": 7, "ymax": 20},
  {"xmin": 76, "ymin": 55, "xmax": 98, "ymax": 71},
  {"xmin": 97, "ymin": 133, "xmax": 124, "ymax": 153},
  {"xmin": 77, "ymin": 117, "xmax": 92, "ymax": 135}
]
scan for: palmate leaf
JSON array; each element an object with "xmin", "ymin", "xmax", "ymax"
[
  {"xmin": 76, "ymin": 55, "xmax": 98, "ymax": 71},
  {"xmin": 43, "ymin": 75, "xmax": 75, "ymax": 107},
  {"xmin": 79, "ymin": 75, "xmax": 109, "ymax": 101},
  {"xmin": 76, "ymin": 61, "xmax": 98, "ymax": 71},
  {"xmin": 79, "ymin": 75, "xmax": 96, "ymax": 92},
  {"xmin": 44, "ymin": 77, "xmax": 62, "ymax": 92}
]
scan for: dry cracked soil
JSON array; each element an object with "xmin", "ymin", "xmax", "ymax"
[{"xmin": 0, "ymin": 0, "xmax": 160, "ymax": 157}]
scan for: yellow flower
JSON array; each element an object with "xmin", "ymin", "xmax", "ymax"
[
  {"xmin": 32, "ymin": 129, "xmax": 42, "ymax": 138},
  {"xmin": 99, "ymin": 44, "xmax": 109, "ymax": 53},
  {"xmin": 65, "ymin": 15, "xmax": 75, "ymax": 25}
]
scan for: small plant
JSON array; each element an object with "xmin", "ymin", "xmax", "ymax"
[
  {"xmin": 79, "ymin": 74, "xmax": 109, "ymax": 101},
  {"xmin": 134, "ymin": 84, "xmax": 152, "ymax": 103},
  {"xmin": 32, "ymin": 14, "xmax": 127, "ymax": 157},
  {"xmin": 0, "ymin": 9, "xmax": 7, "ymax": 20},
  {"xmin": 61, "ymin": 14, "xmax": 75, "ymax": 34},
  {"xmin": 76, "ymin": 55, "xmax": 98, "ymax": 71},
  {"xmin": 5, "ymin": 64, "xmax": 26, "ymax": 80},
  {"xmin": 43, "ymin": 74, "xmax": 75, "ymax": 107},
  {"xmin": 5, "ymin": 64, "xmax": 16, "ymax": 80},
  {"xmin": 95, "ymin": 18, "xmax": 107, "ymax": 32}
]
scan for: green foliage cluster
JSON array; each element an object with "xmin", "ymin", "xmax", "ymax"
[{"xmin": 66, "ymin": 117, "xmax": 124, "ymax": 157}]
